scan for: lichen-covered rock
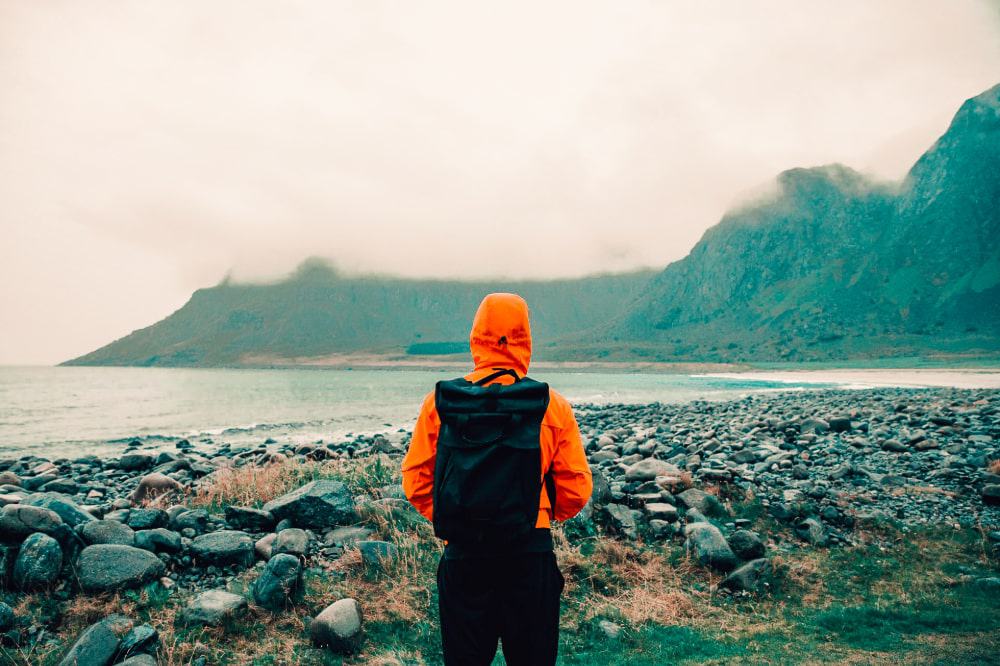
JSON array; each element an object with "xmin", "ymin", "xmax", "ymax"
[
  {"xmin": 22, "ymin": 493, "xmax": 94, "ymax": 527},
  {"xmin": 357, "ymin": 540, "xmax": 398, "ymax": 571},
  {"xmin": 134, "ymin": 528, "xmax": 182, "ymax": 553},
  {"xmin": 58, "ymin": 615, "xmax": 134, "ymax": 666},
  {"xmin": 727, "ymin": 530, "xmax": 765, "ymax": 561},
  {"xmin": 262, "ymin": 480, "xmax": 356, "ymax": 529},
  {"xmin": 720, "ymin": 558, "xmax": 772, "ymax": 593},
  {"xmin": 190, "ymin": 530, "xmax": 254, "ymax": 567},
  {"xmin": 676, "ymin": 488, "xmax": 727, "ymax": 518},
  {"xmin": 13, "ymin": 532, "xmax": 62, "ymax": 589},
  {"xmin": 272, "ymin": 528, "xmax": 310, "ymax": 558},
  {"xmin": 80, "ymin": 519, "xmax": 136, "ymax": 546},
  {"xmin": 252, "ymin": 553, "xmax": 303, "ymax": 610},
  {"xmin": 684, "ymin": 522, "xmax": 738, "ymax": 571},
  {"xmin": 181, "ymin": 589, "xmax": 248, "ymax": 626},
  {"xmin": 78, "ymin": 544, "xmax": 166, "ymax": 593}
]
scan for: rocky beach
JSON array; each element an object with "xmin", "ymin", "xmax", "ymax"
[{"xmin": 1, "ymin": 387, "xmax": 999, "ymax": 665}]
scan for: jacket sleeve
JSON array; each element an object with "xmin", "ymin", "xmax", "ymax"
[
  {"xmin": 549, "ymin": 400, "xmax": 593, "ymax": 522},
  {"xmin": 402, "ymin": 391, "xmax": 439, "ymax": 522}
]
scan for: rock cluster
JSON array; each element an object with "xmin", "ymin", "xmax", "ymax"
[
  {"xmin": 0, "ymin": 431, "xmax": 408, "ymax": 657},
  {"xmin": 0, "ymin": 388, "xmax": 996, "ymax": 657}
]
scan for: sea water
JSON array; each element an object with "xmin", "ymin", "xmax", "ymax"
[{"xmin": 1, "ymin": 366, "xmax": 997, "ymax": 459}]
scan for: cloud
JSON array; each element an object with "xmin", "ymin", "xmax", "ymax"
[{"xmin": 2, "ymin": 0, "xmax": 999, "ymax": 363}]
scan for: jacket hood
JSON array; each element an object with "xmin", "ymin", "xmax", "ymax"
[{"xmin": 469, "ymin": 293, "xmax": 532, "ymax": 376}]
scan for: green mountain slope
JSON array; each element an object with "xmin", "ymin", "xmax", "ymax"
[
  {"xmin": 63, "ymin": 261, "xmax": 656, "ymax": 366},
  {"xmin": 584, "ymin": 82, "xmax": 1000, "ymax": 362}
]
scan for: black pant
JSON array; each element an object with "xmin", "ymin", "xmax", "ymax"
[{"xmin": 437, "ymin": 550, "xmax": 565, "ymax": 666}]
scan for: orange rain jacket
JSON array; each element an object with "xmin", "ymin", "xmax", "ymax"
[{"xmin": 402, "ymin": 293, "xmax": 593, "ymax": 530}]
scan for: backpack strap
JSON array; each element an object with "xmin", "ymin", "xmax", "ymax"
[
  {"xmin": 545, "ymin": 472, "xmax": 557, "ymax": 517},
  {"xmin": 473, "ymin": 368, "xmax": 521, "ymax": 386}
]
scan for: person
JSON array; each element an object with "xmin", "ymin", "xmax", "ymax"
[{"xmin": 402, "ymin": 292, "xmax": 593, "ymax": 666}]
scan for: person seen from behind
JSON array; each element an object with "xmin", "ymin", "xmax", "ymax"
[{"xmin": 402, "ymin": 293, "xmax": 593, "ymax": 666}]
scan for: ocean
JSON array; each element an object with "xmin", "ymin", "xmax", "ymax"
[{"xmin": 2, "ymin": 366, "xmax": 999, "ymax": 460}]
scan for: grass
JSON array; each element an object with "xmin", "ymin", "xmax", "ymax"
[{"xmin": 3, "ymin": 457, "xmax": 998, "ymax": 665}]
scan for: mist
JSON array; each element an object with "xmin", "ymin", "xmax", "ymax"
[{"xmin": 2, "ymin": 0, "xmax": 1000, "ymax": 364}]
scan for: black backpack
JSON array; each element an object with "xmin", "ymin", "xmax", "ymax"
[{"xmin": 433, "ymin": 369, "xmax": 551, "ymax": 546}]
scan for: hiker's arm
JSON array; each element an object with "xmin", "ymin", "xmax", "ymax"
[
  {"xmin": 402, "ymin": 392, "xmax": 439, "ymax": 522},
  {"xmin": 549, "ymin": 402, "xmax": 593, "ymax": 522}
]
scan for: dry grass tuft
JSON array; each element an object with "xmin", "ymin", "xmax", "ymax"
[{"xmin": 191, "ymin": 459, "xmax": 335, "ymax": 508}]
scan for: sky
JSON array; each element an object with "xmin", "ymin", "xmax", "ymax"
[{"xmin": 2, "ymin": 1, "xmax": 1000, "ymax": 365}]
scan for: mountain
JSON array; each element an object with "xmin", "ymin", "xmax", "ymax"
[
  {"xmin": 63, "ymin": 260, "xmax": 656, "ymax": 366},
  {"xmin": 588, "ymin": 83, "xmax": 1000, "ymax": 362},
  {"xmin": 67, "ymin": 84, "xmax": 1000, "ymax": 367}
]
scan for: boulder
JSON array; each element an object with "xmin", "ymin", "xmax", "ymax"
[
  {"xmin": 190, "ymin": 531, "xmax": 254, "ymax": 567},
  {"xmin": 14, "ymin": 532, "xmax": 62, "ymax": 589},
  {"xmin": 603, "ymin": 503, "xmax": 639, "ymax": 540},
  {"xmin": 252, "ymin": 553, "xmax": 303, "ymax": 610},
  {"xmin": 170, "ymin": 508, "xmax": 209, "ymax": 533},
  {"xmin": 982, "ymin": 484, "xmax": 1000, "ymax": 506},
  {"xmin": 0, "ymin": 472, "xmax": 21, "ymax": 487},
  {"xmin": 23, "ymin": 493, "xmax": 94, "ymax": 527},
  {"xmin": 644, "ymin": 502, "xmax": 678, "ymax": 523},
  {"xmin": 310, "ymin": 598, "xmax": 364, "ymax": 654},
  {"xmin": 126, "ymin": 508, "xmax": 168, "ymax": 530},
  {"xmin": 827, "ymin": 416, "xmax": 852, "ymax": 433},
  {"xmin": 116, "ymin": 623, "xmax": 159, "ymax": 659},
  {"xmin": 589, "ymin": 466, "xmax": 613, "ymax": 505},
  {"xmin": 119, "ymin": 453, "xmax": 154, "ymax": 472},
  {"xmin": 130, "ymin": 473, "xmax": 183, "ymax": 504},
  {"xmin": 134, "ymin": 528, "xmax": 182, "ymax": 553},
  {"xmin": 58, "ymin": 615, "xmax": 134, "ymax": 666},
  {"xmin": 624, "ymin": 459, "xmax": 680, "ymax": 482},
  {"xmin": 684, "ymin": 523, "xmax": 737, "ymax": 571},
  {"xmin": 262, "ymin": 480, "xmax": 356, "ymax": 529},
  {"xmin": 720, "ymin": 558, "xmax": 772, "ymax": 593},
  {"xmin": 181, "ymin": 589, "xmax": 248, "ymax": 626},
  {"xmin": 272, "ymin": 528, "xmax": 310, "ymax": 558},
  {"xmin": 357, "ymin": 540, "xmax": 398, "ymax": 571},
  {"xmin": 676, "ymin": 488, "xmax": 727, "ymax": 517},
  {"xmin": 0, "ymin": 503, "xmax": 64, "ymax": 540},
  {"xmin": 255, "ymin": 533, "xmax": 277, "ymax": 560},
  {"xmin": 225, "ymin": 506, "xmax": 276, "ymax": 531},
  {"xmin": 727, "ymin": 530, "xmax": 765, "ymax": 561},
  {"xmin": 78, "ymin": 545, "xmax": 166, "ymax": 593},
  {"xmin": 323, "ymin": 526, "xmax": 374, "ymax": 547},
  {"xmin": 796, "ymin": 517, "xmax": 827, "ymax": 546},
  {"xmin": 800, "ymin": 417, "xmax": 829, "ymax": 435},
  {"xmin": 80, "ymin": 520, "xmax": 136, "ymax": 546}
]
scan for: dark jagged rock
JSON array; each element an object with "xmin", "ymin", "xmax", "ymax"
[
  {"xmin": 684, "ymin": 522, "xmax": 738, "ymax": 572},
  {"xmin": 262, "ymin": 480, "xmax": 356, "ymax": 529},
  {"xmin": 252, "ymin": 553, "xmax": 303, "ymax": 610},
  {"xmin": 57, "ymin": 615, "xmax": 134, "ymax": 666}
]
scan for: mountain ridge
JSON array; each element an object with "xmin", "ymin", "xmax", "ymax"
[{"xmin": 66, "ymin": 83, "xmax": 1000, "ymax": 367}]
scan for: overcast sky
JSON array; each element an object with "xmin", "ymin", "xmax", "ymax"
[{"xmin": 2, "ymin": 1, "xmax": 1000, "ymax": 365}]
